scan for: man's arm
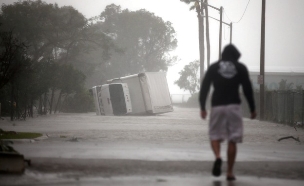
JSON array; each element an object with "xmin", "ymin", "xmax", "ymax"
[
  {"xmin": 199, "ymin": 68, "xmax": 212, "ymax": 119},
  {"xmin": 200, "ymin": 110, "xmax": 207, "ymax": 119},
  {"xmin": 241, "ymin": 65, "xmax": 256, "ymax": 119}
]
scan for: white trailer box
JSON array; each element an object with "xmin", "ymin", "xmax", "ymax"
[
  {"xmin": 107, "ymin": 72, "xmax": 173, "ymax": 114},
  {"xmin": 92, "ymin": 83, "xmax": 132, "ymax": 116}
]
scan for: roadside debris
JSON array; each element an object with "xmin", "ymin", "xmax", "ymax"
[
  {"xmin": 278, "ymin": 136, "xmax": 300, "ymax": 142},
  {"xmin": 0, "ymin": 140, "xmax": 31, "ymax": 174},
  {"xmin": 67, "ymin": 137, "xmax": 80, "ymax": 142}
]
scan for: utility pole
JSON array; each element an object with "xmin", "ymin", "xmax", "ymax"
[
  {"xmin": 260, "ymin": 0, "xmax": 266, "ymax": 120},
  {"xmin": 204, "ymin": 0, "xmax": 211, "ymax": 68},
  {"xmin": 200, "ymin": 2, "xmax": 225, "ymax": 60},
  {"xmin": 219, "ymin": 7, "xmax": 223, "ymax": 59},
  {"xmin": 230, "ymin": 22, "xmax": 233, "ymax": 44},
  {"xmin": 196, "ymin": 1, "xmax": 205, "ymax": 82},
  {"xmin": 203, "ymin": 15, "xmax": 232, "ymax": 44}
]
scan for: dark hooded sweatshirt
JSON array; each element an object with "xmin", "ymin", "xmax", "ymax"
[{"xmin": 199, "ymin": 44, "xmax": 255, "ymax": 113}]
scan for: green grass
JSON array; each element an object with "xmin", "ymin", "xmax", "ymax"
[{"xmin": 0, "ymin": 132, "xmax": 42, "ymax": 139}]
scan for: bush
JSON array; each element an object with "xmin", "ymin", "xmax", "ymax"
[
  {"xmin": 185, "ymin": 93, "xmax": 200, "ymax": 108},
  {"xmin": 61, "ymin": 89, "xmax": 94, "ymax": 113}
]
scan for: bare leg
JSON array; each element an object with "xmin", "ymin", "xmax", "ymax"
[
  {"xmin": 211, "ymin": 140, "xmax": 222, "ymax": 176},
  {"xmin": 227, "ymin": 141, "xmax": 237, "ymax": 177},
  {"xmin": 211, "ymin": 140, "xmax": 221, "ymax": 159}
]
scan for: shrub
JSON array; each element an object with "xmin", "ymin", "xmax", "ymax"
[{"xmin": 61, "ymin": 89, "xmax": 94, "ymax": 113}]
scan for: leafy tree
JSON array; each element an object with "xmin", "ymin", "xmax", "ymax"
[
  {"xmin": 180, "ymin": 0, "xmax": 206, "ymax": 80},
  {"xmin": 70, "ymin": 22, "xmax": 119, "ymax": 87},
  {"xmin": 10, "ymin": 59, "xmax": 36, "ymax": 119},
  {"xmin": 0, "ymin": 0, "xmax": 57, "ymax": 61},
  {"xmin": 32, "ymin": 59, "xmax": 59, "ymax": 115},
  {"xmin": 174, "ymin": 60, "xmax": 200, "ymax": 94},
  {"xmin": 36, "ymin": 61, "xmax": 86, "ymax": 114},
  {"xmin": 0, "ymin": 0, "xmax": 114, "ymax": 69},
  {"xmin": 278, "ymin": 79, "xmax": 293, "ymax": 90},
  {"xmin": 60, "ymin": 88, "xmax": 93, "ymax": 113},
  {"xmin": 53, "ymin": 64, "xmax": 86, "ymax": 113},
  {"xmin": 0, "ymin": 31, "xmax": 32, "ymax": 120},
  {"xmin": 0, "ymin": 1, "xmax": 115, "ymax": 114},
  {"xmin": 296, "ymin": 85, "xmax": 303, "ymax": 92},
  {"xmin": 96, "ymin": 4, "xmax": 177, "ymax": 80},
  {"xmin": 0, "ymin": 31, "xmax": 29, "ymax": 89}
]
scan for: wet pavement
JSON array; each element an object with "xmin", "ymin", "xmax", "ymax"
[
  {"xmin": 4, "ymin": 174, "xmax": 304, "ymax": 186},
  {"xmin": 1, "ymin": 106, "xmax": 304, "ymax": 185}
]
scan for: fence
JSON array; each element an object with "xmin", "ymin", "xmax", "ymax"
[
  {"xmin": 170, "ymin": 94, "xmax": 192, "ymax": 104},
  {"xmin": 241, "ymin": 90, "xmax": 304, "ymax": 125},
  {"xmin": 172, "ymin": 91, "xmax": 304, "ymax": 126}
]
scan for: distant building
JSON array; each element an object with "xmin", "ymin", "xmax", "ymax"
[{"xmin": 249, "ymin": 72, "xmax": 304, "ymax": 90}]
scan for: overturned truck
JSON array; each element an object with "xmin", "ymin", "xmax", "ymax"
[
  {"xmin": 92, "ymin": 83, "xmax": 132, "ymax": 116},
  {"xmin": 92, "ymin": 72, "xmax": 173, "ymax": 116}
]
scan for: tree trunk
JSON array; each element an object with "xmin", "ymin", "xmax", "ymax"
[
  {"xmin": 15, "ymin": 85, "xmax": 20, "ymax": 119},
  {"xmin": 10, "ymin": 83, "xmax": 14, "ymax": 121},
  {"xmin": 38, "ymin": 95, "xmax": 42, "ymax": 115},
  {"xmin": 54, "ymin": 90, "xmax": 62, "ymax": 113},
  {"xmin": 49, "ymin": 88, "xmax": 55, "ymax": 114},
  {"xmin": 43, "ymin": 92, "xmax": 47, "ymax": 115},
  {"xmin": 204, "ymin": 0, "xmax": 211, "ymax": 68},
  {"xmin": 23, "ymin": 91, "xmax": 27, "ymax": 120},
  {"xmin": 30, "ymin": 99, "xmax": 33, "ymax": 117},
  {"xmin": 59, "ymin": 93, "xmax": 69, "ymax": 113}
]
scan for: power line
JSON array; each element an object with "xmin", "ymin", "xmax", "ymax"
[{"xmin": 224, "ymin": 0, "xmax": 251, "ymax": 23}]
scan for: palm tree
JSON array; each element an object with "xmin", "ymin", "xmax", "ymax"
[{"xmin": 180, "ymin": 0, "xmax": 205, "ymax": 81}]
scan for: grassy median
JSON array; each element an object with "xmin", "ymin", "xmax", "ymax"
[{"xmin": 0, "ymin": 129, "xmax": 42, "ymax": 139}]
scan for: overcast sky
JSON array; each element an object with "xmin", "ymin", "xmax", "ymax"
[{"xmin": 1, "ymin": 0, "xmax": 304, "ymax": 94}]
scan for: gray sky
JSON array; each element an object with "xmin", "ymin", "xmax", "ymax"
[{"xmin": 1, "ymin": 0, "xmax": 304, "ymax": 94}]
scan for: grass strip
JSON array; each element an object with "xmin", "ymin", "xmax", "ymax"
[{"xmin": 0, "ymin": 132, "xmax": 42, "ymax": 139}]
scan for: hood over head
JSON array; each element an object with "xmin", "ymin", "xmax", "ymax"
[{"xmin": 221, "ymin": 44, "xmax": 241, "ymax": 62}]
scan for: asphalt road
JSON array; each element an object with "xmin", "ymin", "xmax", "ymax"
[{"xmin": 1, "ymin": 106, "xmax": 304, "ymax": 186}]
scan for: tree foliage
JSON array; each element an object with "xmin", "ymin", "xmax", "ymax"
[
  {"xmin": 278, "ymin": 79, "xmax": 294, "ymax": 90},
  {"xmin": 0, "ymin": 0, "xmax": 114, "ymax": 66},
  {"xmin": 296, "ymin": 85, "xmax": 303, "ymax": 91},
  {"xmin": 180, "ymin": 0, "xmax": 201, "ymax": 11},
  {"xmin": 96, "ymin": 4, "xmax": 177, "ymax": 79},
  {"xmin": 180, "ymin": 0, "xmax": 212, "ymax": 80},
  {"xmin": 0, "ymin": 1, "xmax": 179, "ymax": 116},
  {"xmin": 174, "ymin": 60, "xmax": 200, "ymax": 94},
  {"xmin": 0, "ymin": 31, "xmax": 29, "ymax": 89},
  {"xmin": 0, "ymin": 0, "xmax": 103, "ymax": 117}
]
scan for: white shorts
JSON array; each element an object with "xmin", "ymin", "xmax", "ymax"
[{"xmin": 209, "ymin": 104, "xmax": 243, "ymax": 143}]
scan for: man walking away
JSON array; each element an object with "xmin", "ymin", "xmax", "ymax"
[{"xmin": 199, "ymin": 44, "xmax": 256, "ymax": 181}]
